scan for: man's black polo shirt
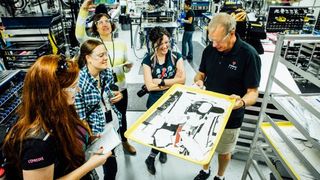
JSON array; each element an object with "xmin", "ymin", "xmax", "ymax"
[{"xmin": 199, "ymin": 34, "xmax": 261, "ymax": 129}]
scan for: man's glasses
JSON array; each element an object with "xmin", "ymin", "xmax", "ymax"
[
  {"xmin": 56, "ymin": 55, "xmax": 68, "ymax": 74},
  {"xmin": 95, "ymin": 19, "xmax": 111, "ymax": 26},
  {"xmin": 210, "ymin": 32, "xmax": 231, "ymax": 46}
]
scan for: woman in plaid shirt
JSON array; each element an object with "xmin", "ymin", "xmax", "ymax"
[
  {"xmin": 76, "ymin": 0, "xmax": 136, "ymax": 155},
  {"xmin": 75, "ymin": 39, "xmax": 123, "ymax": 180}
]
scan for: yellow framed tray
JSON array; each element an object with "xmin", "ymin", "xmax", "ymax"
[{"xmin": 125, "ymin": 84, "xmax": 235, "ymax": 165}]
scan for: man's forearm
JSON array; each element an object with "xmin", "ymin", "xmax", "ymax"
[{"xmin": 242, "ymin": 89, "xmax": 259, "ymax": 107}]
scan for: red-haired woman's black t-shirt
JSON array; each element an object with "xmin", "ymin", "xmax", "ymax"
[
  {"xmin": 5, "ymin": 127, "xmax": 91, "ymax": 180},
  {"xmin": 5, "ymin": 131, "xmax": 70, "ymax": 180},
  {"xmin": 22, "ymin": 133, "xmax": 69, "ymax": 179}
]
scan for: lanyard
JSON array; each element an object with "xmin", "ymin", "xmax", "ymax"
[{"xmin": 99, "ymin": 36, "xmax": 115, "ymax": 67}]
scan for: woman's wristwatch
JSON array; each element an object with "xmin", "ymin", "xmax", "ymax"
[{"xmin": 158, "ymin": 79, "xmax": 165, "ymax": 87}]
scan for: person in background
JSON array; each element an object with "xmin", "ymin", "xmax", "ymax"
[
  {"xmin": 181, "ymin": 0, "xmax": 195, "ymax": 61},
  {"xmin": 2, "ymin": 55, "xmax": 111, "ymax": 180},
  {"xmin": 193, "ymin": 13, "xmax": 261, "ymax": 180},
  {"xmin": 142, "ymin": 26, "xmax": 186, "ymax": 175},
  {"xmin": 75, "ymin": 39, "xmax": 123, "ymax": 180},
  {"xmin": 76, "ymin": 0, "xmax": 136, "ymax": 155}
]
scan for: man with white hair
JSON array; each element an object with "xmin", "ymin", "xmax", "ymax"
[{"xmin": 193, "ymin": 13, "xmax": 261, "ymax": 180}]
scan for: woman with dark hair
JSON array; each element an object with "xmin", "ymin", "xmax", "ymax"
[
  {"xmin": 143, "ymin": 26, "xmax": 186, "ymax": 175},
  {"xmin": 75, "ymin": 39, "xmax": 122, "ymax": 180},
  {"xmin": 76, "ymin": 0, "xmax": 136, "ymax": 155},
  {"xmin": 2, "ymin": 55, "xmax": 111, "ymax": 180}
]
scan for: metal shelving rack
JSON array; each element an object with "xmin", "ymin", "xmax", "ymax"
[
  {"xmin": 241, "ymin": 34, "xmax": 320, "ymax": 180},
  {"xmin": 0, "ymin": 70, "xmax": 25, "ymax": 167},
  {"xmin": 0, "ymin": 70, "xmax": 24, "ymax": 128},
  {"xmin": 282, "ymin": 42, "xmax": 320, "ymax": 81}
]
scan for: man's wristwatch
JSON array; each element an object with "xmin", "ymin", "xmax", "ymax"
[
  {"xmin": 241, "ymin": 99, "xmax": 246, "ymax": 108},
  {"xmin": 159, "ymin": 79, "xmax": 165, "ymax": 87}
]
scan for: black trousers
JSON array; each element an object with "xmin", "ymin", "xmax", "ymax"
[
  {"xmin": 103, "ymin": 149, "xmax": 117, "ymax": 180},
  {"xmin": 151, "ymin": 148, "xmax": 160, "ymax": 156},
  {"xmin": 114, "ymin": 89, "xmax": 128, "ymax": 142}
]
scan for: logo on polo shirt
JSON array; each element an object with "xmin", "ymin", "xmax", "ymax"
[
  {"xmin": 228, "ymin": 61, "xmax": 237, "ymax": 70},
  {"xmin": 28, "ymin": 157, "xmax": 44, "ymax": 164}
]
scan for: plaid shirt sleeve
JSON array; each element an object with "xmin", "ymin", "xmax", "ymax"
[{"xmin": 75, "ymin": 89, "xmax": 87, "ymax": 120}]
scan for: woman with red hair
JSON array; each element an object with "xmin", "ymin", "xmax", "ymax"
[{"xmin": 2, "ymin": 55, "xmax": 111, "ymax": 179}]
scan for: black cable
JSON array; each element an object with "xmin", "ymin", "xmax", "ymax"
[
  {"xmin": 36, "ymin": 0, "xmax": 44, "ymax": 15},
  {"xmin": 13, "ymin": 0, "xmax": 26, "ymax": 9},
  {"xmin": 20, "ymin": 0, "xmax": 29, "ymax": 12},
  {"xmin": 0, "ymin": 0, "xmax": 29, "ymax": 16},
  {"xmin": 59, "ymin": 0, "xmax": 70, "ymax": 8},
  {"xmin": 252, "ymin": 0, "xmax": 262, "ymax": 13},
  {"xmin": 47, "ymin": 0, "xmax": 55, "ymax": 9},
  {"xmin": 0, "ymin": 0, "xmax": 16, "ymax": 16}
]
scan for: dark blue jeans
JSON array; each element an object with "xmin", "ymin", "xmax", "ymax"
[
  {"xmin": 103, "ymin": 149, "xmax": 117, "ymax": 180},
  {"xmin": 182, "ymin": 31, "xmax": 194, "ymax": 59}
]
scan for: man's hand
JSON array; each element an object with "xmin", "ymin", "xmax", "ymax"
[
  {"xmin": 194, "ymin": 72, "xmax": 205, "ymax": 89},
  {"xmin": 194, "ymin": 80, "xmax": 204, "ymax": 89},
  {"xmin": 230, "ymin": 94, "xmax": 244, "ymax": 110}
]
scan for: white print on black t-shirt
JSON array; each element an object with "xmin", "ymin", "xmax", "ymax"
[
  {"xmin": 228, "ymin": 61, "xmax": 238, "ymax": 70},
  {"xmin": 155, "ymin": 65, "xmax": 174, "ymax": 79},
  {"xmin": 156, "ymin": 69, "xmax": 161, "ymax": 75},
  {"xmin": 168, "ymin": 66, "xmax": 174, "ymax": 77},
  {"xmin": 28, "ymin": 157, "xmax": 44, "ymax": 164}
]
